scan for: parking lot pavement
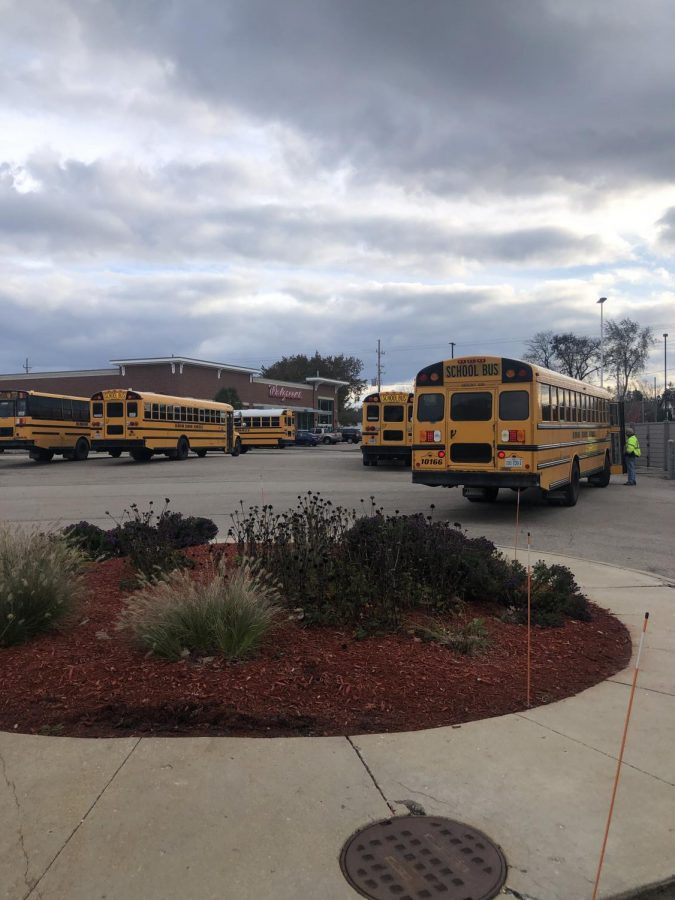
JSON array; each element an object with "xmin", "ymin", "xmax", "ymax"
[{"xmin": 1, "ymin": 446, "xmax": 675, "ymax": 581}]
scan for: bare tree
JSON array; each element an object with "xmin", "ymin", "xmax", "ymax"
[
  {"xmin": 605, "ymin": 319, "xmax": 656, "ymax": 399},
  {"xmin": 524, "ymin": 331, "xmax": 556, "ymax": 368},
  {"xmin": 550, "ymin": 333, "xmax": 600, "ymax": 380}
]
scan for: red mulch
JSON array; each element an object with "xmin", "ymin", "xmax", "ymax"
[{"xmin": 0, "ymin": 546, "xmax": 632, "ymax": 739}]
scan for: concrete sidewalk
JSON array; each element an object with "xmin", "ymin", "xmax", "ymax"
[{"xmin": 1, "ymin": 554, "xmax": 674, "ymax": 900}]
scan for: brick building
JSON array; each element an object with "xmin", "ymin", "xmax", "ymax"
[{"xmin": 0, "ymin": 357, "xmax": 347, "ymax": 429}]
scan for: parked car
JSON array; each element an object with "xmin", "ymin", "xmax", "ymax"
[
  {"xmin": 311, "ymin": 426, "xmax": 341, "ymax": 445},
  {"xmin": 340, "ymin": 427, "xmax": 361, "ymax": 444},
  {"xmin": 295, "ymin": 429, "xmax": 319, "ymax": 446}
]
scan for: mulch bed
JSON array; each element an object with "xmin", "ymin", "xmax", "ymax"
[{"xmin": 0, "ymin": 546, "xmax": 632, "ymax": 739}]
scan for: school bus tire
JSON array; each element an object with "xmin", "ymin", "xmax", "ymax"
[
  {"xmin": 174, "ymin": 437, "xmax": 190, "ymax": 461},
  {"xmin": 108, "ymin": 449, "xmax": 122, "ymax": 458},
  {"xmin": 195, "ymin": 448, "xmax": 207, "ymax": 458},
  {"xmin": 30, "ymin": 448, "xmax": 54, "ymax": 463},
  {"xmin": 72, "ymin": 437, "xmax": 90, "ymax": 461},
  {"xmin": 588, "ymin": 453, "xmax": 611, "ymax": 487},
  {"xmin": 130, "ymin": 448, "xmax": 153, "ymax": 462},
  {"xmin": 231, "ymin": 438, "xmax": 241, "ymax": 457},
  {"xmin": 239, "ymin": 445, "xmax": 249, "ymax": 453},
  {"xmin": 561, "ymin": 460, "xmax": 581, "ymax": 507}
]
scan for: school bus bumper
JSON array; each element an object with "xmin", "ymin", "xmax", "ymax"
[
  {"xmin": 362, "ymin": 446, "xmax": 412, "ymax": 461},
  {"xmin": 412, "ymin": 471, "xmax": 541, "ymax": 489},
  {"xmin": 0, "ymin": 439, "xmax": 36, "ymax": 450}
]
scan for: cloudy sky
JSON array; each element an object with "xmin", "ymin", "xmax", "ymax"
[{"xmin": 2, "ymin": 0, "xmax": 674, "ymax": 391}]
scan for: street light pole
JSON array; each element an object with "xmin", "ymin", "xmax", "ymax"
[
  {"xmin": 449, "ymin": 342, "xmax": 455, "ymax": 359},
  {"xmin": 664, "ymin": 333, "xmax": 669, "ymax": 393},
  {"xmin": 597, "ymin": 297, "xmax": 607, "ymax": 388}
]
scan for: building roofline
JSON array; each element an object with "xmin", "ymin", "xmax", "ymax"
[
  {"xmin": 0, "ymin": 368, "xmax": 117, "ymax": 380},
  {"xmin": 110, "ymin": 357, "xmax": 260, "ymax": 374},
  {"xmin": 252, "ymin": 376, "xmax": 311, "ymax": 390},
  {"xmin": 304, "ymin": 376, "xmax": 350, "ymax": 387}
]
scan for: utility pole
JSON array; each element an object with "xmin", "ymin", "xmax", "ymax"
[
  {"xmin": 449, "ymin": 342, "xmax": 455, "ymax": 359},
  {"xmin": 664, "ymin": 334, "xmax": 669, "ymax": 394},
  {"xmin": 23, "ymin": 358, "xmax": 31, "ymax": 374},
  {"xmin": 376, "ymin": 339, "xmax": 385, "ymax": 392},
  {"xmin": 597, "ymin": 297, "xmax": 607, "ymax": 388}
]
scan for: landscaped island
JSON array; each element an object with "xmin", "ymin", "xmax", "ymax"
[{"xmin": 0, "ymin": 496, "xmax": 631, "ymax": 738}]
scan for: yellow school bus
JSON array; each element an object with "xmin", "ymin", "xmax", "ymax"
[
  {"xmin": 232, "ymin": 408, "xmax": 296, "ymax": 451},
  {"xmin": 361, "ymin": 391, "xmax": 413, "ymax": 466},
  {"xmin": 91, "ymin": 389, "xmax": 241, "ymax": 461},
  {"xmin": 412, "ymin": 356, "xmax": 621, "ymax": 506},
  {"xmin": 0, "ymin": 390, "xmax": 92, "ymax": 462}
]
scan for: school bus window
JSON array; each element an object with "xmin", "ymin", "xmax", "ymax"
[
  {"xmin": 417, "ymin": 393, "xmax": 444, "ymax": 422},
  {"xmin": 366, "ymin": 405, "xmax": 379, "ymax": 422},
  {"xmin": 107, "ymin": 401, "xmax": 124, "ymax": 417},
  {"xmin": 383, "ymin": 405, "xmax": 404, "ymax": 422},
  {"xmin": 539, "ymin": 384, "xmax": 551, "ymax": 421},
  {"xmin": 550, "ymin": 387, "xmax": 558, "ymax": 421},
  {"xmin": 0, "ymin": 400, "xmax": 13, "ymax": 417},
  {"xmin": 451, "ymin": 392, "xmax": 492, "ymax": 422},
  {"xmin": 499, "ymin": 390, "xmax": 529, "ymax": 421},
  {"xmin": 61, "ymin": 399, "xmax": 72, "ymax": 420},
  {"xmin": 408, "ymin": 406, "xmax": 413, "ymax": 421},
  {"xmin": 127, "ymin": 402, "xmax": 138, "ymax": 418}
]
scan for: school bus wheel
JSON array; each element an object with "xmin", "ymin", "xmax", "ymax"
[
  {"xmin": 30, "ymin": 448, "xmax": 54, "ymax": 463},
  {"xmin": 108, "ymin": 449, "xmax": 122, "ymax": 458},
  {"xmin": 588, "ymin": 453, "xmax": 611, "ymax": 488},
  {"xmin": 561, "ymin": 460, "xmax": 581, "ymax": 507},
  {"xmin": 195, "ymin": 448, "xmax": 207, "ymax": 458},
  {"xmin": 175, "ymin": 436, "xmax": 190, "ymax": 461},
  {"xmin": 72, "ymin": 437, "xmax": 90, "ymax": 462},
  {"xmin": 130, "ymin": 448, "xmax": 153, "ymax": 462}
]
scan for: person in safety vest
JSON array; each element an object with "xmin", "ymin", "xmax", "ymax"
[{"xmin": 624, "ymin": 426, "xmax": 641, "ymax": 485}]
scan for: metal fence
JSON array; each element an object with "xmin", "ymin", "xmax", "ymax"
[{"xmin": 634, "ymin": 422, "xmax": 672, "ymax": 469}]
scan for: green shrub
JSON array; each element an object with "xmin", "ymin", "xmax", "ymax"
[
  {"xmin": 412, "ymin": 616, "xmax": 491, "ymax": 655},
  {"xmin": 228, "ymin": 493, "xmax": 588, "ymax": 633},
  {"xmin": 118, "ymin": 557, "xmax": 281, "ymax": 661},
  {"xmin": 0, "ymin": 525, "xmax": 87, "ymax": 646},
  {"xmin": 61, "ymin": 502, "xmax": 218, "ymax": 580},
  {"xmin": 505, "ymin": 562, "xmax": 591, "ymax": 627},
  {"xmin": 106, "ymin": 501, "xmax": 202, "ymax": 583},
  {"xmin": 61, "ymin": 521, "xmax": 111, "ymax": 558}
]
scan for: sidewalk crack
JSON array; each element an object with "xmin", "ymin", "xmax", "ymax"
[
  {"xmin": 24, "ymin": 737, "xmax": 142, "ymax": 899},
  {"xmin": 515, "ymin": 715, "xmax": 675, "ymax": 787},
  {"xmin": 345, "ymin": 736, "xmax": 397, "ymax": 816},
  {"xmin": 0, "ymin": 746, "xmax": 33, "ymax": 895}
]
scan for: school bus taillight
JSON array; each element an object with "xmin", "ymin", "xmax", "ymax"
[{"xmin": 509, "ymin": 430, "xmax": 526, "ymax": 442}]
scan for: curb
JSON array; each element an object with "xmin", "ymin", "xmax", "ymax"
[{"xmin": 604, "ymin": 876, "xmax": 675, "ymax": 899}]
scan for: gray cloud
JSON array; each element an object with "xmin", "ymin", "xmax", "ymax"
[
  {"xmin": 0, "ymin": 0, "xmax": 673, "ymax": 387},
  {"xmin": 39, "ymin": 0, "xmax": 675, "ymax": 193}
]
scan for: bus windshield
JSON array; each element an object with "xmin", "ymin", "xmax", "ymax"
[{"xmin": 0, "ymin": 400, "xmax": 14, "ymax": 417}]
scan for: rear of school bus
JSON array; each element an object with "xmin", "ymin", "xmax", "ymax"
[
  {"xmin": 412, "ymin": 356, "xmax": 617, "ymax": 506},
  {"xmin": 413, "ymin": 357, "xmax": 538, "ymax": 498},
  {"xmin": 0, "ymin": 390, "xmax": 92, "ymax": 462},
  {"xmin": 361, "ymin": 392, "xmax": 413, "ymax": 466}
]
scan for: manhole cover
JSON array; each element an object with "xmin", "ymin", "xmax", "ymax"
[{"xmin": 340, "ymin": 815, "xmax": 507, "ymax": 900}]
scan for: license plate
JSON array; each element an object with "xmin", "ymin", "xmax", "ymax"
[{"xmin": 504, "ymin": 457, "xmax": 523, "ymax": 468}]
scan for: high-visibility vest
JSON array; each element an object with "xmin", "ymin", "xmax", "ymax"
[{"xmin": 625, "ymin": 434, "xmax": 641, "ymax": 457}]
